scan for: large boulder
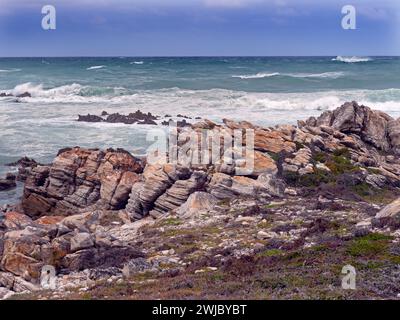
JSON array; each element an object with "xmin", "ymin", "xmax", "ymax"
[
  {"xmin": 176, "ymin": 191, "xmax": 218, "ymax": 217},
  {"xmin": 0, "ymin": 174, "xmax": 16, "ymax": 192},
  {"xmin": 305, "ymin": 102, "xmax": 393, "ymax": 151},
  {"xmin": 21, "ymin": 147, "xmax": 144, "ymax": 218}
]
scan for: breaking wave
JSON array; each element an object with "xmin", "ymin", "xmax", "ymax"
[
  {"xmin": 332, "ymin": 56, "xmax": 372, "ymax": 63},
  {"xmin": 86, "ymin": 65, "xmax": 106, "ymax": 70},
  {"xmin": 232, "ymin": 72, "xmax": 280, "ymax": 79},
  {"xmin": 3, "ymin": 83, "xmax": 400, "ymax": 120},
  {"xmin": 0, "ymin": 68, "xmax": 21, "ymax": 73},
  {"xmin": 233, "ymin": 71, "xmax": 346, "ymax": 80}
]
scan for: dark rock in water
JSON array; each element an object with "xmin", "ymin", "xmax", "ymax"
[
  {"xmin": 106, "ymin": 113, "xmax": 137, "ymax": 124},
  {"xmin": 161, "ymin": 119, "xmax": 191, "ymax": 128},
  {"xmin": 6, "ymin": 156, "xmax": 38, "ymax": 168},
  {"xmin": 77, "ymin": 109, "xmax": 160, "ymax": 126},
  {"xmin": 77, "ymin": 114, "xmax": 104, "ymax": 123},
  {"xmin": 6, "ymin": 157, "xmax": 42, "ymax": 182},
  {"xmin": 164, "ymin": 114, "xmax": 172, "ymax": 118},
  {"xmin": 177, "ymin": 119, "xmax": 191, "ymax": 127},
  {"xmin": 16, "ymin": 92, "xmax": 31, "ymax": 98},
  {"xmin": 129, "ymin": 110, "xmax": 158, "ymax": 121},
  {"xmin": 0, "ymin": 174, "xmax": 16, "ymax": 191},
  {"xmin": 138, "ymin": 118, "xmax": 157, "ymax": 125},
  {"xmin": 0, "ymin": 92, "xmax": 12, "ymax": 97},
  {"xmin": 177, "ymin": 114, "xmax": 192, "ymax": 119}
]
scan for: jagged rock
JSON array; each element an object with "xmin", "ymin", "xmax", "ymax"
[
  {"xmin": 257, "ymin": 173, "xmax": 286, "ymax": 197},
  {"xmin": 305, "ymin": 101, "xmax": 393, "ymax": 151},
  {"xmin": 388, "ymin": 119, "xmax": 400, "ymax": 155},
  {"xmin": 365, "ymin": 174, "xmax": 387, "ymax": 189},
  {"xmin": 21, "ymin": 147, "xmax": 144, "ymax": 218},
  {"xmin": 122, "ymin": 257, "xmax": 153, "ymax": 278},
  {"xmin": 0, "ymin": 272, "xmax": 38, "ymax": 293},
  {"xmin": 208, "ymin": 172, "xmax": 284, "ymax": 200},
  {"xmin": 207, "ymin": 173, "xmax": 236, "ymax": 199},
  {"xmin": 283, "ymin": 147, "xmax": 313, "ymax": 175},
  {"xmin": 0, "ymin": 227, "xmax": 48, "ymax": 280},
  {"xmin": 176, "ymin": 191, "xmax": 218, "ymax": 217},
  {"xmin": 2, "ymin": 212, "xmax": 32, "ymax": 230},
  {"xmin": 253, "ymin": 129, "xmax": 296, "ymax": 154},
  {"xmin": 61, "ymin": 211, "xmax": 100, "ymax": 232},
  {"xmin": 149, "ymin": 171, "xmax": 208, "ymax": 218},
  {"xmin": 376, "ymin": 198, "xmax": 400, "ymax": 219},
  {"xmin": 61, "ymin": 246, "xmax": 144, "ymax": 271},
  {"xmin": 125, "ymin": 164, "xmax": 192, "ymax": 220},
  {"xmin": 16, "ymin": 92, "xmax": 31, "ymax": 98},
  {"xmin": 0, "ymin": 174, "xmax": 16, "ymax": 191},
  {"xmin": 77, "ymin": 110, "xmax": 160, "ymax": 125},
  {"xmin": 192, "ymin": 119, "xmax": 217, "ymax": 130},
  {"xmin": 0, "ymin": 287, "xmax": 14, "ymax": 299},
  {"xmin": 236, "ymin": 150, "xmax": 277, "ymax": 176},
  {"xmin": 6, "ymin": 157, "xmax": 41, "ymax": 182},
  {"xmin": 70, "ymin": 232, "xmax": 94, "ymax": 252},
  {"xmin": 77, "ymin": 114, "xmax": 104, "ymax": 123}
]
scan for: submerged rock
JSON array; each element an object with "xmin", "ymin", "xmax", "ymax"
[{"xmin": 0, "ymin": 174, "xmax": 16, "ymax": 192}]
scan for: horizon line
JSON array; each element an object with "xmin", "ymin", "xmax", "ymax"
[{"xmin": 0, "ymin": 55, "xmax": 399, "ymax": 59}]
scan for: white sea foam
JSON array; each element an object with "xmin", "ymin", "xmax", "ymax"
[
  {"xmin": 4, "ymin": 81, "xmax": 400, "ymax": 120},
  {"xmin": 0, "ymin": 68, "xmax": 21, "ymax": 73},
  {"xmin": 232, "ymin": 73, "xmax": 280, "ymax": 79},
  {"xmin": 9, "ymin": 82, "xmax": 83, "ymax": 98},
  {"xmin": 86, "ymin": 65, "xmax": 106, "ymax": 70},
  {"xmin": 286, "ymin": 72, "xmax": 346, "ymax": 79},
  {"xmin": 233, "ymin": 71, "xmax": 346, "ymax": 80},
  {"xmin": 6, "ymin": 83, "xmax": 400, "ymax": 122},
  {"xmin": 332, "ymin": 56, "xmax": 372, "ymax": 63},
  {"xmin": 130, "ymin": 61, "xmax": 144, "ymax": 65}
]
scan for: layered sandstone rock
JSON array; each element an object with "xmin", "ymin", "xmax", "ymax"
[{"xmin": 21, "ymin": 148, "xmax": 144, "ymax": 218}]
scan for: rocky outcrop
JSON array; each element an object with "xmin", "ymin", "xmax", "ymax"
[
  {"xmin": 0, "ymin": 92, "xmax": 31, "ymax": 98},
  {"xmin": 21, "ymin": 148, "xmax": 144, "ymax": 218},
  {"xmin": 6, "ymin": 157, "xmax": 41, "ymax": 182},
  {"xmin": 4, "ymin": 101, "xmax": 400, "ymax": 299},
  {"xmin": 0, "ymin": 210, "xmax": 144, "ymax": 285},
  {"xmin": 0, "ymin": 174, "xmax": 16, "ymax": 192},
  {"xmin": 78, "ymin": 110, "xmax": 159, "ymax": 125},
  {"xmin": 301, "ymin": 101, "xmax": 394, "ymax": 152}
]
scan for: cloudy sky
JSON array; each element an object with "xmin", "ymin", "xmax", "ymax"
[{"xmin": 0, "ymin": 0, "xmax": 399, "ymax": 56}]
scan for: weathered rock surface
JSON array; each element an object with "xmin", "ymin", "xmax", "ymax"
[
  {"xmin": 376, "ymin": 198, "xmax": 400, "ymax": 220},
  {"xmin": 21, "ymin": 147, "xmax": 144, "ymax": 218},
  {"xmin": 302, "ymin": 101, "xmax": 394, "ymax": 152},
  {"xmin": 0, "ymin": 174, "xmax": 16, "ymax": 191},
  {"xmin": 4, "ymin": 102, "xmax": 400, "ymax": 299}
]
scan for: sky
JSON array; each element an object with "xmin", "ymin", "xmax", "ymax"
[{"xmin": 0, "ymin": 0, "xmax": 399, "ymax": 56}]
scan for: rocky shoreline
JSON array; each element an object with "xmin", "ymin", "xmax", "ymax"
[{"xmin": 2, "ymin": 101, "xmax": 400, "ymax": 299}]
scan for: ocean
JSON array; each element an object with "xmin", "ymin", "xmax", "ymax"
[{"xmin": 1, "ymin": 56, "xmax": 400, "ymax": 205}]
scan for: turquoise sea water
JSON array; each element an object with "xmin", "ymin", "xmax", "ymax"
[{"xmin": 1, "ymin": 56, "xmax": 400, "ymax": 204}]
